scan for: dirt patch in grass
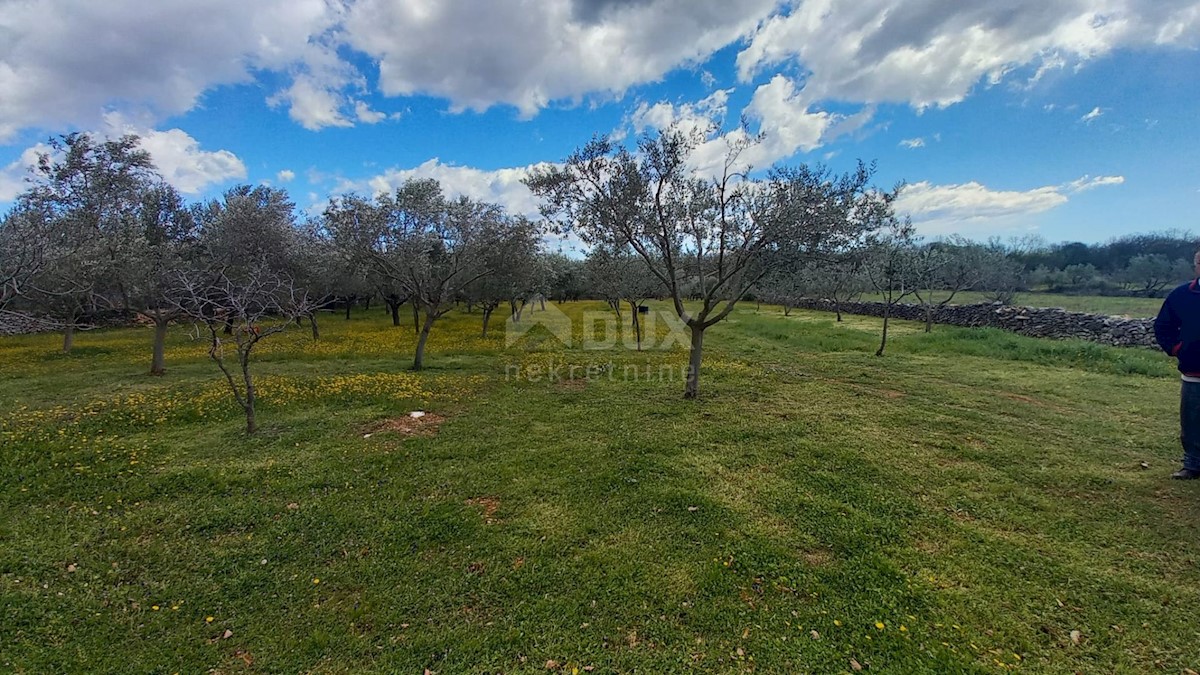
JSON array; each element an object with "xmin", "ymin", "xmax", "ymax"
[
  {"xmin": 365, "ymin": 412, "xmax": 446, "ymax": 438},
  {"xmin": 466, "ymin": 497, "xmax": 501, "ymax": 524}
]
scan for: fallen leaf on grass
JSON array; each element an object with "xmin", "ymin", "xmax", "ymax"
[
  {"xmin": 545, "ymin": 659, "xmax": 560, "ymax": 670},
  {"xmin": 222, "ymin": 629, "xmax": 233, "ymax": 639},
  {"xmin": 850, "ymin": 658, "xmax": 864, "ymax": 671},
  {"xmin": 1069, "ymin": 630, "xmax": 1082, "ymax": 645},
  {"xmin": 66, "ymin": 563, "xmax": 77, "ymax": 573},
  {"xmin": 810, "ymin": 630, "xmax": 820, "ymax": 640}
]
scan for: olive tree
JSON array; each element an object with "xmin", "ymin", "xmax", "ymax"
[
  {"xmin": 0, "ymin": 205, "xmax": 48, "ymax": 312},
  {"xmin": 172, "ymin": 266, "xmax": 316, "ymax": 434},
  {"xmin": 324, "ymin": 180, "xmax": 494, "ymax": 371},
  {"xmin": 526, "ymin": 128, "xmax": 895, "ymax": 398},
  {"xmin": 126, "ymin": 184, "xmax": 197, "ymax": 374},
  {"xmin": 865, "ymin": 219, "xmax": 917, "ymax": 357},
  {"xmin": 20, "ymin": 133, "xmax": 161, "ymax": 352},
  {"xmin": 756, "ymin": 267, "xmax": 807, "ymax": 316},
  {"xmin": 463, "ymin": 216, "xmax": 542, "ymax": 338},
  {"xmin": 585, "ymin": 245, "xmax": 664, "ymax": 349},
  {"xmin": 1122, "ymin": 254, "xmax": 1190, "ymax": 297},
  {"xmin": 803, "ymin": 253, "xmax": 868, "ymax": 321},
  {"xmin": 909, "ymin": 237, "xmax": 987, "ymax": 333}
]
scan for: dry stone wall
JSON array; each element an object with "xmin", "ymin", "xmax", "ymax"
[
  {"xmin": 792, "ymin": 299, "xmax": 1159, "ymax": 349},
  {"xmin": 0, "ymin": 311, "xmax": 59, "ymax": 337}
]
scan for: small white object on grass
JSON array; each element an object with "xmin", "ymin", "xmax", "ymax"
[{"xmin": 410, "ymin": 411, "xmax": 426, "ymax": 418}]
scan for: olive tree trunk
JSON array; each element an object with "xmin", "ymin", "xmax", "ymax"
[
  {"xmin": 684, "ymin": 324, "xmax": 705, "ymax": 399},
  {"xmin": 150, "ymin": 318, "xmax": 170, "ymax": 375},
  {"xmin": 412, "ymin": 311, "xmax": 436, "ymax": 371},
  {"xmin": 876, "ymin": 303, "xmax": 891, "ymax": 357},
  {"xmin": 62, "ymin": 317, "xmax": 76, "ymax": 354}
]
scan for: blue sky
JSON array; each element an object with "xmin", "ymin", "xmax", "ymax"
[{"xmin": 1, "ymin": 0, "xmax": 1198, "ymax": 246}]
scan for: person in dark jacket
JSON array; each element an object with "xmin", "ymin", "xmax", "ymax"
[{"xmin": 1154, "ymin": 250, "xmax": 1200, "ymax": 479}]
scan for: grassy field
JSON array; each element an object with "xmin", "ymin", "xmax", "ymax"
[
  {"xmin": 857, "ymin": 291, "xmax": 1166, "ymax": 317},
  {"xmin": 2, "ymin": 302, "xmax": 1198, "ymax": 674}
]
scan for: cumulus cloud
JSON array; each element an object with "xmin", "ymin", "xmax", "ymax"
[
  {"xmin": 327, "ymin": 158, "xmax": 593, "ymax": 251},
  {"xmin": 270, "ymin": 76, "xmax": 355, "ymax": 131},
  {"xmin": 0, "ymin": 144, "xmax": 48, "ymax": 202},
  {"xmin": 333, "ymin": 159, "xmax": 549, "ymax": 219},
  {"xmin": 2, "ymin": 0, "xmax": 1197, "ymax": 142},
  {"xmin": 897, "ymin": 173, "xmax": 1125, "ymax": 235},
  {"xmin": 101, "ymin": 115, "xmax": 246, "ymax": 193},
  {"xmin": 706, "ymin": 76, "xmax": 875, "ymax": 173},
  {"xmin": 354, "ymin": 101, "xmax": 388, "ymax": 124},
  {"xmin": 277, "ymin": 169, "xmax": 296, "ymax": 183},
  {"xmin": 900, "ymin": 137, "xmax": 926, "ymax": 149},
  {"xmin": 624, "ymin": 75, "xmax": 877, "ymax": 174},
  {"xmin": 338, "ymin": 0, "xmax": 779, "ymax": 116},
  {"xmin": 1, "ymin": 119, "xmax": 245, "ymax": 201},
  {"xmin": 737, "ymin": 0, "xmax": 1200, "ymax": 110},
  {"xmin": 629, "ymin": 88, "xmax": 731, "ymax": 137},
  {"xmin": 0, "ymin": 0, "xmax": 339, "ymax": 141}
]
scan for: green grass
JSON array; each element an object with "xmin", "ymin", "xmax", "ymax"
[
  {"xmin": 857, "ymin": 291, "xmax": 1165, "ymax": 317},
  {"xmin": 2, "ymin": 302, "xmax": 1197, "ymax": 673}
]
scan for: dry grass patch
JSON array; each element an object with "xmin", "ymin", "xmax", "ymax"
[
  {"xmin": 365, "ymin": 411, "xmax": 446, "ymax": 438},
  {"xmin": 466, "ymin": 496, "xmax": 502, "ymax": 524}
]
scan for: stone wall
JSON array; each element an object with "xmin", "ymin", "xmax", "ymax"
[
  {"xmin": 0, "ymin": 311, "xmax": 59, "ymax": 337},
  {"xmin": 792, "ymin": 298, "xmax": 1159, "ymax": 349}
]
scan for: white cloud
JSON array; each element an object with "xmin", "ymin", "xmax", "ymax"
[
  {"xmin": 744, "ymin": 76, "xmax": 838, "ymax": 158},
  {"xmin": 1, "ymin": 120, "xmax": 245, "ymax": 201},
  {"xmin": 1080, "ymin": 106, "xmax": 1104, "ymax": 123},
  {"xmin": 0, "ymin": 144, "xmax": 48, "ymax": 202},
  {"xmin": 630, "ymin": 88, "xmax": 731, "ymax": 137},
  {"xmin": 900, "ymin": 137, "xmax": 926, "ymax": 149},
  {"xmin": 329, "ymin": 158, "xmax": 593, "ymax": 251},
  {"xmin": 897, "ymin": 173, "xmax": 1125, "ymax": 235},
  {"xmin": 343, "ymin": 0, "xmax": 779, "ymax": 117},
  {"xmin": 270, "ymin": 75, "xmax": 355, "ymax": 131},
  {"xmin": 1065, "ymin": 174, "xmax": 1124, "ymax": 191},
  {"xmin": 101, "ymin": 115, "xmax": 246, "ymax": 194},
  {"xmin": 737, "ymin": 0, "xmax": 1200, "ymax": 110},
  {"xmin": 2, "ymin": 0, "xmax": 1197, "ymax": 141},
  {"xmin": 624, "ymin": 75, "xmax": 874, "ymax": 175},
  {"xmin": 277, "ymin": 169, "xmax": 296, "ymax": 183},
  {"xmin": 0, "ymin": 0, "xmax": 340, "ymax": 141},
  {"xmin": 354, "ymin": 101, "xmax": 388, "ymax": 124},
  {"xmin": 336, "ymin": 158, "xmax": 550, "ymax": 219}
]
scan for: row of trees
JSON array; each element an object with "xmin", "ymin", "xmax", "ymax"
[
  {"xmin": 0, "ymin": 134, "xmax": 551, "ymax": 432},
  {"xmin": 10, "ymin": 127, "xmax": 1170, "ymax": 424},
  {"xmin": 525, "ymin": 130, "xmax": 920, "ymax": 395},
  {"xmin": 2, "ymin": 128, "xmax": 913, "ymax": 412},
  {"xmin": 1008, "ymin": 232, "xmax": 1197, "ymax": 297}
]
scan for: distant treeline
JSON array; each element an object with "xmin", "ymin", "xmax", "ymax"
[{"xmin": 1005, "ymin": 231, "xmax": 1197, "ymax": 297}]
